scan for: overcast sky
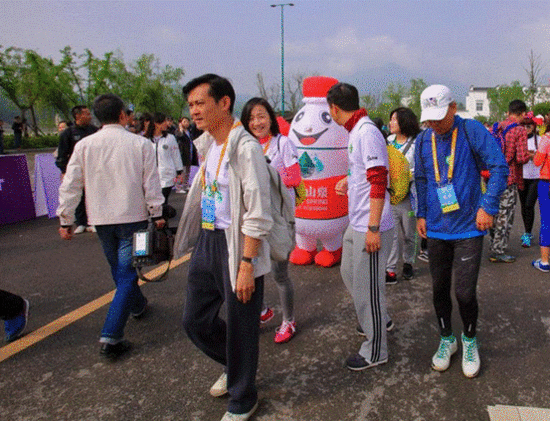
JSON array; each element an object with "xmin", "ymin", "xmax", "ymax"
[{"xmin": 2, "ymin": 0, "xmax": 550, "ymax": 102}]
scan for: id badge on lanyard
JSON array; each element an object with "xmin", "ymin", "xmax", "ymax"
[
  {"xmin": 201, "ymin": 196, "xmax": 216, "ymax": 230},
  {"xmin": 436, "ymin": 184, "xmax": 460, "ymax": 213},
  {"xmin": 200, "ymin": 124, "xmax": 237, "ymax": 230},
  {"xmin": 432, "ymin": 129, "xmax": 460, "ymax": 214}
]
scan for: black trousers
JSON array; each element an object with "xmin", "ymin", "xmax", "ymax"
[
  {"xmin": 428, "ymin": 236, "xmax": 483, "ymax": 338},
  {"xmin": 161, "ymin": 186, "xmax": 172, "ymax": 205},
  {"xmin": 182, "ymin": 229, "xmax": 263, "ymax": 415},
  {"xmin": 0, "ymin": 289, "xmax": 25, "ymax": 320},
  {"xmin": 518, "ymin": 178, "xmax": 539, "ymax": 234},
  {"xmin": 75, "ymin": 190, "xmax": 88, "ymax": 227}
]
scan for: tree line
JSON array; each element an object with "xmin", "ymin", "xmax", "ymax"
[
  {"xmin": 0, "ymin": 46, "xmax": 185, "ymax": 136},
  {"xmin": 2, "ymin": 44, "xmax": 548, "ymax": 138},
  {"xmin": 257, "ymin": 50, "xmax": 549, "ymax": 124}
]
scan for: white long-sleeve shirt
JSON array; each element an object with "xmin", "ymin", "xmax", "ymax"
[
  {"xmin": 153, "ymin": 133, "xmax": 184, "ymax": 188},
  {"xmin": 57, "ymin": 124, "xmax": 164, "ymax": 226}
]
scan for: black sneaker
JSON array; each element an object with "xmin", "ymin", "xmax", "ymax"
[
  {"xmin": 100, "ymin": 340, "xmax": 132, "ymax": 360},
  {"xmin": 131, "ymin": 298, "xmax": 148, "ymax": 319},
  {"xmin": 386, "ymin": 271, "xmax": 397, "ymax": 285},
  {"xmin": 346, "ymin": 353, "xmax": 388, "ymax": 371},
  {"xmin": 417, "ymin": 250, "xmax": 429, "ymax": 262},
  {"xmin": 402, "ymin": 263, "xmax": 414, "ymax": 280}
]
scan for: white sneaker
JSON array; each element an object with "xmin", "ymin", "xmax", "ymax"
[
  {"xmin": 73, "ymin": 225, "xmax": 86, "ymax": 234},
  {"xmin": 432, "ymin": 335, "xmax": 458, "ymax": 372},
  {"xmin": 86, "ymin": 226, "xmax": 96, "ymax": 233},
  {"xmin": 461, "ymin": 333, "xmax": 480, "ymax": 378},
  {"xmin": 210, "ymin": 372, "xmax": 228, "ymax": 397},
  {"xmin": 220, "ymin": 401, "xmax": 258, "ymax": 421}
]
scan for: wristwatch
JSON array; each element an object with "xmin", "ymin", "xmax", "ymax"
[
  {"xmin": 241, "ymin": 256, "xmax": 258, "ymax": 265},
  {"xmin": 368, "ymin": 225, "xmax": 380, "ymax": 233}
]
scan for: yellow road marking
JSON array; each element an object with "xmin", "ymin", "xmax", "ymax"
[{"xmin": 0, "ymin": 253, "xmax": 191, "ymax": 363}]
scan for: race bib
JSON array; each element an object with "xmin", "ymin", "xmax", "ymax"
[{"xmin": 436, "ymin": 184, "xmax": 460, "ymax": 214}]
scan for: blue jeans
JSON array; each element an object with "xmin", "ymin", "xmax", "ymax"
[{"xmin": 95, "ymin": 220, "xmax": 148, "ymax": 342}]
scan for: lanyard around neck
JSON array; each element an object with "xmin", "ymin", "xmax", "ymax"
[
  {"xmin": 201, "ymin": 120, "xmax": 241, "ymax": 192},
  {"xmin": 431, "ymin": 128, "xmax": 458, "ymax": 184},
  {"xmin": 262, "ymin": 137, "xmax": 272, "ymax": 155}
]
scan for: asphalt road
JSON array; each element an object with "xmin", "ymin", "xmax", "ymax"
[{"xmin": 1, "ymin": 191, "xmax": 549, "ymax": 421}]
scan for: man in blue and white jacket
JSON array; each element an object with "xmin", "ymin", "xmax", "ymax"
[{"xmin": 415, "ymin": 85, "xmax": 508, "ymax": 379}]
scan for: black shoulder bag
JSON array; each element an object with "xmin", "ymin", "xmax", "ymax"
[{"xmin": 132, "ymin": 220, "xmax": 174, "ymax": 282}]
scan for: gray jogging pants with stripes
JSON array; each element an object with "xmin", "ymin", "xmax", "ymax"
[{"xmin": 340, "ymin": 225, "xmax": 394, "ymax": 363}]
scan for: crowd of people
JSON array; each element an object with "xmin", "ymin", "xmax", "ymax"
[{"xmin": 1, "ymin": 74, "xmax": 550, "ymax": 421}]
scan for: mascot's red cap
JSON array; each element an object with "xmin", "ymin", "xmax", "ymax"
[
  {"xmin": 276, "ymin": 116, "xmax": 290, "ymax": 136},
  {"xmin": 302, "ymin": 76, "xmax": 339, "ymax": 98}
]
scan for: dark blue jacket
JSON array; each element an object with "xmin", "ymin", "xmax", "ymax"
[{"xmin": 415, "ymin": 115, "xmax": 508, "ymax": 240}]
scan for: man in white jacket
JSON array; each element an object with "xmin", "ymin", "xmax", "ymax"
[
  {"xmin": 177, "ymin": 74, "xmax": 272, "ymax": 421},
  {"xmin": 57, "ymin": 93, "xmax": 165, "ymax": 359}
]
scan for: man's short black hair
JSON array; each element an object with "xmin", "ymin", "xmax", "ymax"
[
  {"xmin": 182, "ymin": 73, "xmax": 236, "ymax": 113},
  {"xmin": 509, "ymin": 99, "xmax": 527, "ymax": 115},
  {"xmin": 326, "ymin": 83, "xmax": 360, "ymax": 112},
  {"xmin": 92, "ymin": 94, "xmax": 125, "ymax": 125},
  {"xmin": 71, "ymin": 105, "xmax": 88, "ymax": 121}
]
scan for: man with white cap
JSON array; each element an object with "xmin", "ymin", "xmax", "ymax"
[{"xmin": 414, "ymin": 84, "xmax": 508, "ymax": 378}]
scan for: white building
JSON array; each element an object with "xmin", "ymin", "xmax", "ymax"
[
  {"xmin": 464, "ymin": 86, "xmax": 491, "ymax": 119},
  {"xmin": 461, "ymin": 84, "xmax": 550, "ymax": 120}
]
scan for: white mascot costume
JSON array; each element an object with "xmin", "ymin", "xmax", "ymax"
[{"xmin": 288, "ymin": 76, "xmax": 349, "ymax": 267}]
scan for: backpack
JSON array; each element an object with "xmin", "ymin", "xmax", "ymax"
[
  {"xmin": 386, "ymin": 140, "xmax": 413, "ymax": 205},
  {"xmin": 265, "ymin": 158, "xmax": 296, "ymax": 261},
  {"xmin": 359, "ymin": 121, "xmax": 412, "ymax": 205},
  {"xmin": 491, "ymin": 121, "xmax": 518, "ymax": 153}
]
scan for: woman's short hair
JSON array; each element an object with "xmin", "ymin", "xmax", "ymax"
[
  {"xmin": 389, "ymin": 107, "xmax": 421, "ymax": 138},
  {"xmin": 240, "ymin": 97, "xmax": 280, "ymax": 137}
]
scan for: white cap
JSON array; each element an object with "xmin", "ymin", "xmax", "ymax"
[{"xmin": 420, "ymin": 85, "xmax": 454, "ymax": 122}]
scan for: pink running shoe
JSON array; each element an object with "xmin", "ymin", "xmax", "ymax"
[
  {"xmin": 260, "ymin": 307, "xmax": 274, "ymax": 324},
  {"xmin": 274, "ymin": 320, "xmax": 296, "ymax": 344}
]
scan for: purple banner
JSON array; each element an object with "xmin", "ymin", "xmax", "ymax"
[
  {"xmin": 0, "ymin": 155, "xmax": 36, "ymax": 224},
  {"xmin": 34, "ymin": 153, "xmax": 61, "ymax": 218}
]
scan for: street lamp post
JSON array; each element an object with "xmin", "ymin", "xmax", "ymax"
[{"xmin": 271, "ymin": 3, "xmax": 294, "ymax": 117}]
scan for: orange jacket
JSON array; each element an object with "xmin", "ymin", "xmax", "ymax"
[{"xmin": 534, "ymin": 135, "xmax": 550, "ymax": 180}]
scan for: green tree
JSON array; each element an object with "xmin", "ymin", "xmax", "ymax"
[
  {"xmin": 487, "ymin": 81, "xmax": 526, "ymax": 121},
  {"xmin": 383, "ymin": 82, "xmax": 406, "ymax": 112},
  {"xmin": 0, "ymin": 46, "xmax": 35, "ymax": 134},
  {"xmin": 364, "ymin": 80, "xmax": 426, "ymax": 123},
  {"xmin": 474, "ymin": 115, "xmax": 490, "ymax": 125},
  {"xmin": 532, "ymin": 102, "xmax": 550, "ymax": 117},
  {"xmin": 65, "ymin": 49, "xmax": 186, "ymax": 118},
  {"xmin": 127, "ymin": 54, "xmax": 185, "ymax": 117},
  {"xmin": 82, "ymin": 49, "xmax": 128, "ymax": 104},
  {"xmin": 1, "ymin": 46, "xmax": 187, "ymax": 134},
  {"xmin": 25, "ymin": 50, "xmax": 80, "ymax": 126},
  {"xmin": 407, "ymin": 78, "xmax": 428, "ymax": 118},
  {"xmin": 360, "ymin": 93, "xmax": 380, "ymax": 114}
]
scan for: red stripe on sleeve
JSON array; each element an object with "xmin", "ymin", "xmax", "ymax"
[{"xmin": 367, "ymin": 166, "xmax": 388, "ymax": 199}]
